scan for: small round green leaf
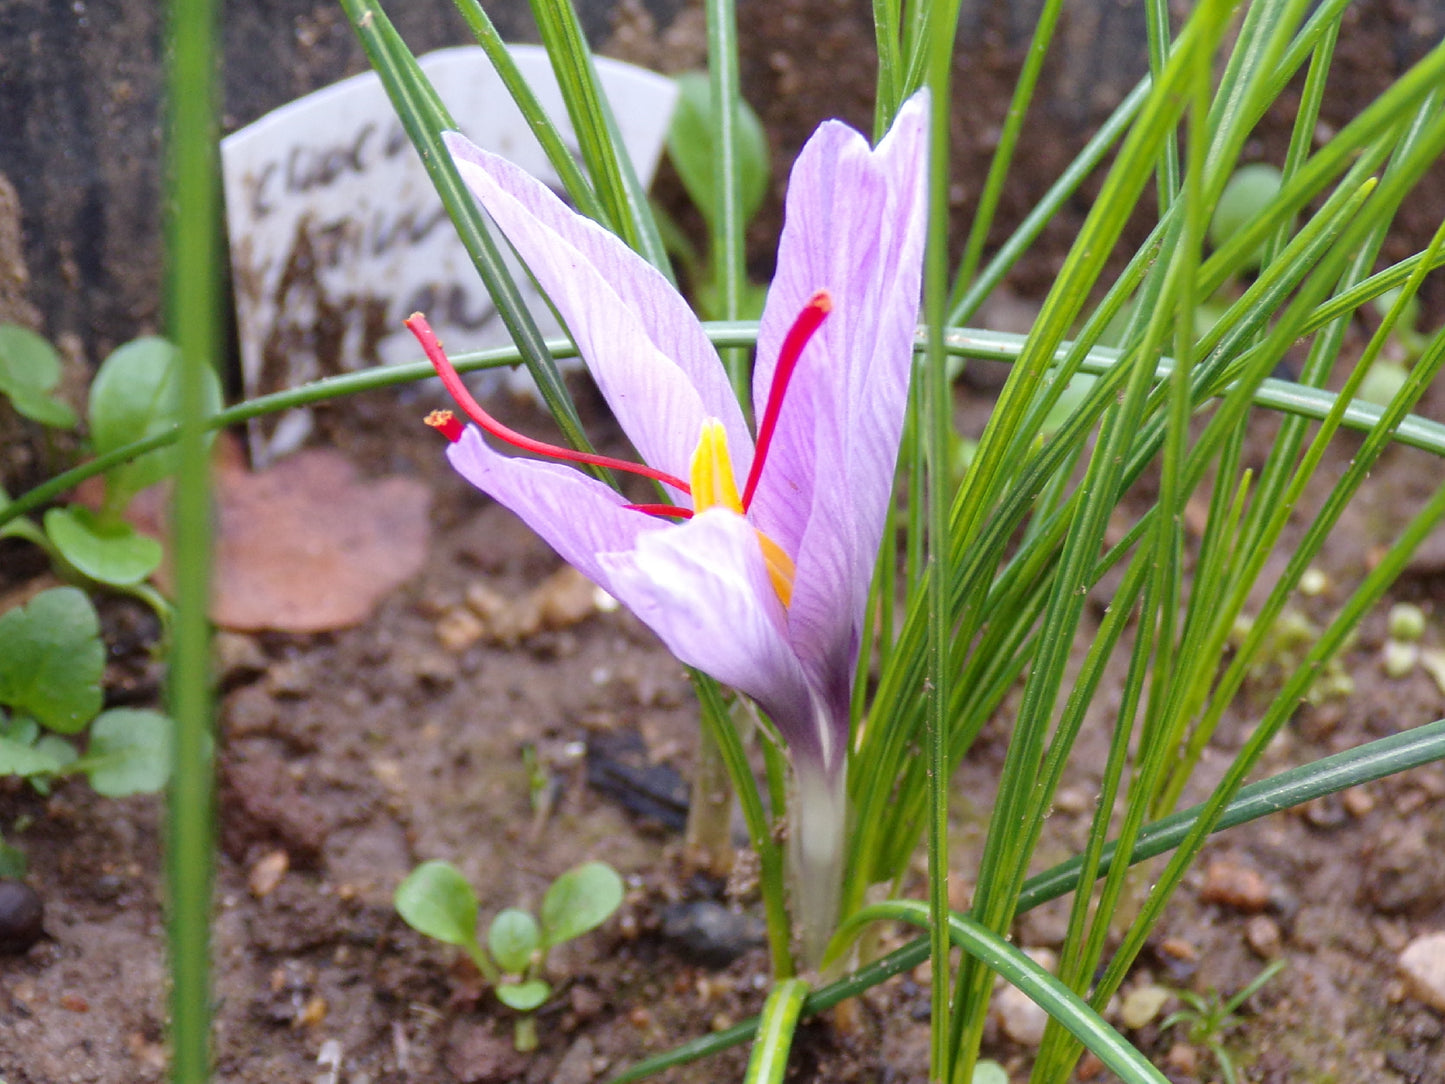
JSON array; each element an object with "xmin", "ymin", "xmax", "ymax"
[
  {"xmin": 540, "ymin": 861, "xmax": 623, "ymax": 948},
  {"xmin": 44, "ymin": 506, "xmax": 162, "ymax": 587},
  {"xmin": 0, "ymin": 732, "xmax": 72, "ymax": 778},
  {"xmin": 0, "ymin": 587, "xmax": 104, "ymax": 734},
  {"xmin": 395, "ymin": 860, "xmax": 480, "ymax": 949},
  {"xmin": 79, "ymin": 709, "xmax": 172, "ymax": 796},
  {"xmin": 0, "ymin": 324, "xmax": 77, "ymax": 428},
  {"xmin": 1208, "ymin": 163, "xmax": 1282, "ymax": 272},
  {"xmin": 488, "ymin": 908, "xmax": 541, "ymax": 974},
  {"xmin": 494, "ymin": 979, "xmax": 550, "ymax": 1012},
  {"xmin": 88, "ymin": 336, "xmax": 221, "ymax": 509}
]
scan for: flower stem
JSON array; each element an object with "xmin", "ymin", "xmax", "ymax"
[
  {"xmin": 791, "ymin": 762, "xmax": 847, "ymax": 969},
  {"xmin": 684, "ymin": 722, "xmax": 736, "ymax": 877}
]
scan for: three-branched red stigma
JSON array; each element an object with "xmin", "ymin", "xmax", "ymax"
[{"xmin": 408, "ymin": 291, "xmax": 832, "ymax": 606}]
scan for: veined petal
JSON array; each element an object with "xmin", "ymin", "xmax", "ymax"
[
  {"xmin": 598, "ymin": 510, "xmax": 824, "ymax": 766},
  {"xmin": 446, "ymin": 427, "xmax": 664, "ymax": 597},
  {"xmin": 749, "ymin": 91, "xmax": 929, "ymax": 695},
  {"xmin": 444, "ymin": 133, "xmax": 753, "ymax": 485}
]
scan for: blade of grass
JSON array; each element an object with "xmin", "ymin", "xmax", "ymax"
[
  {"xmin": 449, "ymin": 0, "xmax": 609, "ymax": 227},
  {"xmin": 705, "ymin": 0, "xmax": 751, "ymax": 403},
  {"xmin": 528, "ymin": 0, "xmax": 672, "ymax": 276},
  {"xmin": 163, "ymin": 0, "xmax": 218, "ymax": 1077}
]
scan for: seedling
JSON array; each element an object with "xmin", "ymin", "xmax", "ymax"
[
  {"xmin": 0, "ymin": 587, "xmax": 172, "ymax": 797},
  {"xmin": 0, "ymin": 325, "xmax": 220, "ymax": 605},
  {"xmin": 395, "ymin": 858, "xmax": 624, "ymax": 1051},
  {"xmin": 1160, "ymin": 958, "xmax": 1286, "ymax": 1084}
]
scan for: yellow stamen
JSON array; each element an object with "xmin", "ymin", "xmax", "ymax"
[
  {"xmin": 689, "ymin": 419, "xmax": 796, "ymax": 608},
  {"xmin": 689, "ymin": 419, "xmax": 744, "ymax": 514}
]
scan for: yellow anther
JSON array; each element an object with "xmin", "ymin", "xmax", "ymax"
[
  {"xmin": 689, "ymin": 419, "xmax": 744, "ymax": 514},
  {"xmin": 688, "ymin": 419, "xmax": 795, "ymax": 608}
]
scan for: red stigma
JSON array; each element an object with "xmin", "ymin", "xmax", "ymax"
[
  {"xmin": 425, "ymin": 409, "xmax": 465, "ymax": 443},
  {"xmin": 741, "ymin": 290, "xmax": 832, "ymax": 510},
  {"xmin": 625, "ymin": 504, "xmax": 693, "ymax": 520},
  {"xmin": 405, "ymin": 313, "xmax": 692, "ymax": 495}
]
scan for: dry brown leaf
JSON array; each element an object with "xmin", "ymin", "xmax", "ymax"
[{"xmin": 209, "ymin": 449, "xmax": 429, "ymax": 632}]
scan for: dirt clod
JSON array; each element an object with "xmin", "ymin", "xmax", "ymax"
[{"xmin": 1200, "ymin": 856, "xmax": 1274, "ymax": 912}]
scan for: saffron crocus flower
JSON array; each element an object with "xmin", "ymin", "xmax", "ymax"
[{"xmin": 412, "ymin": 93, "xmax": 928, "ymax": 962}]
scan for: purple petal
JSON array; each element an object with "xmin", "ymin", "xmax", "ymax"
[
  {"xmin": 598, "ymin": 510, "xmax": 825, "ymax": 765},
  {"xmin": 748, "ymin": 92, "xmax": 929, "ymax": 698},
  {"xmin": 444, "ymin": 133, "xmax": 753, "ymax": 485},
  {"xmin": 445, "ymin": 427, "xmax": 663, "ymax": 596}
]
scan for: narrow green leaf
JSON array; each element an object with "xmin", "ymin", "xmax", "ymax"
[{"xmin": 742, "ymin": 979, "xmax": 809, "ymax": 1084}]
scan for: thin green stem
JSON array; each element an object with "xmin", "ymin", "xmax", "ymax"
[{"xmin": 163, "ymin": 0, "xmax": 218, "ymax": 1077}]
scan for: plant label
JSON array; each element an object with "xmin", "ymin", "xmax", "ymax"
[{"xmin": 221, "ymin": 45, "xmax": 677, "ymax": 460}]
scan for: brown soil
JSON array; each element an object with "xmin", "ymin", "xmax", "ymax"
[{"xmin": 5, "ymin": 2, "xmax": 1445, "ymax": 1082}]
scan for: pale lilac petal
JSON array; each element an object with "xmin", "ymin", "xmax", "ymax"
[
  {"xmin": 598, "ymin": 510, "xmax": 824, "ymax": 764},
  {"xmin": 749, "ymin": 92, "xmax": 929, "ymax": 695},
  {"xmin": 445, "ymin": 427, "xmax": 664, "ymax": 597},
  {"xmin": 445, "ymin": 133, "xmax": 753, "ymax": 484}
]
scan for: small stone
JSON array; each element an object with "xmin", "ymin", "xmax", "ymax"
[
  {"xmin": 1165, "ymin": 1042, "xmax": 1198, "ymax": 1076},
  {"xmin": 1399, "ymin": 933, "xmax": 1445, "ymax": 1012},
  {"xmin": 1420, "ymin": 648, "xmax": 1445, "ymax": 695},
  {"xmin": 995, "ymin": 948, "xmax": 1056, "ymax": 1046},
  {"xmin": 569, "ymin": 984, "xmax": 604, "ymax": 1020},
  {"xmin": 295, "ymin": 995, "xmax": 327, "ymax": 1027},
  {"xmin": 1302, "ymin": 795, "xmax": 1350, "ymax": 830},
  {"xmin": 1245, "ymin": 915, "xmax": 1283, "ymax": 959},
  {"xmin": 535, "ymin": 567, "xmax": 600, "ymax": 630},
  {"xmin": 214, "ymin": 631, "xmax": 267, "ymax": 682},
  {"xmin": 551, "ymin": 1036, "xmax": 597, "ymax": 1084},
  {"xmin": 1075, "ymin": 1052, "xmax": 1106, "ymax": 1080},
  {"xmin": 436, "ymin": 607, "xmax": 485, "ymax": 652},
  {"xmin": 1200, "ymin": 857, "xmax": 1273, "ymax": 912},
  {"xmin": 996, "ymin": 983, "xmax": 1049, "ymax": 1045},
  {"xmin": 1388, "ymin": 602, "xmax": 1427, "ymax": 642},
  {"xmin": 1382, "ymin": 639, "xmax": 1419, "ymax": 678},
  {"xmin": 0, "ymin": 880, "xmax": 44, "ymax": 954},
  {"xmin": 1343, "ymin": 786, "xmax": 1375, "ymax": 817},
  {"xmin": 1299, "ymin": 567, "xmax": 1329, "ymax": 596},
  {"xmin": 659, "ymin": 901, "xmax": 766, "ymax": 967},
  {"xmin": 248, "ymin": 850, "xmax": 289, "ymax": 898},
  {"xmin": 1120, "ymin": 983, "xmax": 1171, "ymax": 1029}
]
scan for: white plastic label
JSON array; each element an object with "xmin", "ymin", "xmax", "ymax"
[{"xmin": 221, "ymin": 45, "xmax": 677, "ymax": 458}]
